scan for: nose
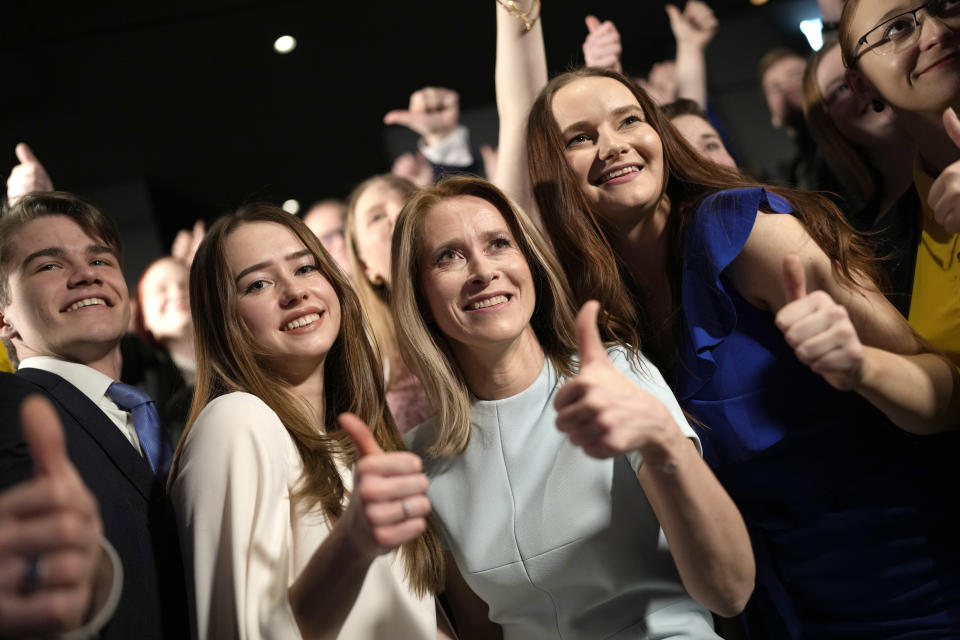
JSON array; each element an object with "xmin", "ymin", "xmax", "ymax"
[
  {"xmin": 918, "ymin": 10, "xmax": 955, "ymax": 50},
  {"xmin": 598, "ymin": 129, "xmax": 629, "ymax": 161},
  {"xmin": 468, "ymin": 254, "xmax": 499, "ymax": 287},
  {"xmin": 67, "ymin": 263, "xmax": 101, "ymax": 288},
  {"xmin": 278, "ymin": 276, "xmax": 307, "ymax": 307}
]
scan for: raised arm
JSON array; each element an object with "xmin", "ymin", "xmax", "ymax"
[
  {"xmin": 6, "ymin": 143, "xmax": 53, "ymax": 208},
  {"xmin": 494, "ymin": 0, "xmax": 547, "ymax": 219},
  {"xmin": 553, "ymin": 302, "xmax": 755, "ymax": 618},
  {"xmin": 729, "ymin": 212, "xmax": 960, "ymax": 434},
  {"xmin": 665, "ymin": 1, "xmax": 719, "ymax": 110}
]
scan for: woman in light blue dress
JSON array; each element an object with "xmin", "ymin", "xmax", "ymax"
[{"xmin": 392, "ymin": 176, "xmax": 754, "ymax": 639}]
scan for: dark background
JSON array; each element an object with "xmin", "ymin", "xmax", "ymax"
[{"xmin": 2, "ymin": 0, "xmax": 821, "ymax": 283}]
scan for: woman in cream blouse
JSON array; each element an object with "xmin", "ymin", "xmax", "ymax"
[{"xmin": 169, "ymin": 204, "xmax": 450, "ymax": 639}]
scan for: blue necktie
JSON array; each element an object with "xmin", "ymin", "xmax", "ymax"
[{"xmin": 106, "ymin": 382, "xmax": 173, "ymax": 477}]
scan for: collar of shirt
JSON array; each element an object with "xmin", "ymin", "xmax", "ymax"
[{"xmin": 17, "ymin": 356, "xmax": 143, "ymax": 452}]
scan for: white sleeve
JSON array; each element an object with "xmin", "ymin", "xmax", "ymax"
[
  {"xmin": 171, "ymin": 393, "xmax": 301, "ymax": 640},
  {"xmin": 605, "ymin": 348, "xmax": 703, "ymax": 473}
]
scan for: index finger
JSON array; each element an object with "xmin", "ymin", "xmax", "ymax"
[{"xmin": 339, "ymin": 413, "xmax": 384, "ymax": 457}]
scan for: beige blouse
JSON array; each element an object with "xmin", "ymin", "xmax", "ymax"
[{"xmin": 171, "ymin": 392, "xmax": 436, "ymax": 639}]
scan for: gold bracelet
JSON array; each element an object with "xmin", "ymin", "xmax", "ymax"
[{"xmin": 496, "ymin": 0, "xmax": 541, "ymax": 33}]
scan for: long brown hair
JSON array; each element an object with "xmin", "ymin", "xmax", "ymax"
[
  {"xmin": 171, "ymin": 203, "xmax": 442, "ymax": 595},
  {"xmin": 802, "ymin": 42, "xmax": 878, "ymax": 206},
  {"xmin": 345, "ymin": 174, "xmax": 418, "ymax": 384},
  {"xmin": 391, "ymin": 176, "xmax": 580, "ymax": 457},
  {"xmin": 527, "ymin": 67, "xmax": 884, "ymax": 375}
]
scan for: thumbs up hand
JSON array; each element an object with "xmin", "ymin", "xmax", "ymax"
[
  {"xmin": 383, "ymin": 87, "xmax": 460, "ymax": 148},
  {"xmin": 0, "ymin": 396, "xmax": 103, "ymax": 635},
  {"xmin": 339, "ymin": 413, "xmax": 430, "ymax": 558},
  {"xmin": 6, "ymin": 143, "xmax": 53, "ymax": 207},
  {"xmin": 582, "ymin": 15, "xmax": 623, "ymax": 72},
  {"xmin": 774, "ymin": 254, "xmax": 865, "ymax": 391},
  {"xmin": 555, "ymin": 301, "xmax": 679, "ymax": 460},
  {"xmin": 927, "ymin": 107, "xmax": 960, "ymax": 234}
]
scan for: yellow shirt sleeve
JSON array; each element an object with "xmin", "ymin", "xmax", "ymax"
[
  {"xmin": 908, "ymin": 159, "xmax": 960, "ymax": 363},
  {"xmin": 0, "ymin": 342, "xmax": 13, "ymax": 373}
]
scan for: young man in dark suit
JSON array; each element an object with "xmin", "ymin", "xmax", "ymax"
[{"xmin": 0, "ymin": 192, "xmax": 188, "ymax": 639}]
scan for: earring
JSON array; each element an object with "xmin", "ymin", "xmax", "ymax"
[{"xmin": 871, "ymin": 99, "xmax": 885, "ymax": 113}]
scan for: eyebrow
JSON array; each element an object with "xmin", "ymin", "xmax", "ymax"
[
  {"xmin": 560, "ymin": 104, "xmax": 644, "ymax": 137},
  {"xmin": 234, "ymin": 249, "xmax": 313, "ymax": 283},
  {"xmin": 21, "ymin": 244, "xmax": 116, "ymax": 270}
]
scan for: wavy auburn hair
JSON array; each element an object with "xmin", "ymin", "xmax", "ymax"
[
  {"xmin": 391, "ymin": 176, "xmax": 580, "ymax": 458},
  {"xmin": 526, "ymin": 68, "xmax": 885, "ymax": 375},
  {"xmin": 802, "ymin": 42, "xmax": 878, "ymax": 207},
  {"xmin": 170, "ymin": 203, "xmax": 442, "ymax": 595}
]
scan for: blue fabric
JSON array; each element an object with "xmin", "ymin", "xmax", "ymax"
[
  {"xmin": 107, "ymin": 382, "xmax": 173, "ymax": 477},
  {"xmin": 676, "ymin": 187, "xmax": 960, "ymax": 639}
]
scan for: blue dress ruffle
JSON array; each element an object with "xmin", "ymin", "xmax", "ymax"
[{"xmin": 675, "ymin": 188, "xmax": 960, "ymax": 639}]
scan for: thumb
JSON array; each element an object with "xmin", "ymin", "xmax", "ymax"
[
  {"xmin": 20, "ymin": 395, "xmax": 72, "ymax": 478},
  {"xmin": 782, "ymin": 254, "xmax": 807, "ymax": 304},
  {"xmin": 664, "ymin": 4, "xmax": 682, "ymax": 26},
  {"xmin": 585, "ymin": 15, "xmax": 601, "ymax": 32},
  {"xmin": 383, "ymin": 109, "xmax": 413, "ymax": 127},
  {"xmin": 339, "ymin": 412, "xmax": 384, "ymax": 458},
  {"xmin": 943, "ymin": 107, "xmax": 960, "ymax": 150},
  {"xmin": 15, "ymin": 142, "xmax": 39, "ymax": 165},
  {"xmin": 575, "ymin": 300, "xmax": 609, "ymax": 367}
]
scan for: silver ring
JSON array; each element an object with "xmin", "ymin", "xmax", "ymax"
[
  {"xmin": 401, "ymin": 499, "xmax": 412, "ymax": 519},
  {"xmin": 22, "ymin": 556, "xmax": 43, "ymax": 593}
]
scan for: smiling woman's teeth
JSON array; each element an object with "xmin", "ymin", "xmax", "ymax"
[
  {"xmin": 602, "ymin": 166, "xmax": 639, "ymax": 182},
  {"xmin": 66, "ymin": 298, "xmax": 105, "ymax": 312},
  {"xmin": 469, "ymin": 295, "xmax": 508, "ymax": 310},
  {"xmin": 282, "ymin": 313, "xmax": 320, "ymax": 331}
]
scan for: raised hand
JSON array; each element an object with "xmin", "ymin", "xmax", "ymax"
[
  {"xmin": 775, "ymin": 254, "xmax": 865, "ymax": 390},
  {"xmin": 6, "ymin": 143, "xmax": 54, "ymax": 206},
  {"xmin": 0, "ymin": 396, "xmax": 103, "ymax": 635},
  {"xmin": 170, "ymin": 219, "xmax": 206, "ymax": 267},
  {"xmin": 665, "ymin": 1, "xmax": 719, "ymax": 50},
  {"xmin": 554, "ymin": 301, "xmax": 678, "ymax": 460},
  {"xmin": 582, "ymin": 15, "xmax": 623, "ymax": 72},
  {"xmin": 928, "ymin": 107, "xmax": 960, "ymax": 234},
  {"xmin": 383, "ymin": 87, "xmax": 461, "ymax": 148},
  {"xmin": 339, "ymin": 413, "xmax": 429, "ymax": 557}
]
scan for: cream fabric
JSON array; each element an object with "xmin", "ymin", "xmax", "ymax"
[{"xmin": 172, "ymin": 392, "xmax": 436, "ymax": 640}]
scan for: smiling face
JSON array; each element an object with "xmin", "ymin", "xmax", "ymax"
[
  {"xmin": 418, "ymin": 195, "xmax": 538, "ymax": 359},
  {"xmin": 669, "ymin": 114, "xmax": 737, "ymax": 168},
  {"xmin": 139, "ymin": 257, "xmax": 191, "ymax": 341},
  {"xmin": 848, "ymin": 0, "xmax": 960, "ymax": 116},
  {"xmin": 551, "ymin": 76, "xmax": 666, "ymax": 227},
  {"xmin": 352, "ymin": 182, "xmax": 407, "ymax": 286},
  {"xmin": 225, "ymin": 221, "xmax": 341, "ymax": 380},
  {"xmin": 0, "ymin": 215, "xmax": 129, "ymax": 367}
]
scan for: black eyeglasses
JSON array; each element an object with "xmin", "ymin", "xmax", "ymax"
[{"xmin": 854, "ymin": 0, "xmax": 960, "ymax": 60}]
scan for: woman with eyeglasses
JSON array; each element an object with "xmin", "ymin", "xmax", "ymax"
[
  {"xmin": 801, "ymin": 41, "xmax": 920, "ymax": 315},
  {"xmin": 840, "ymin": 0, "xmax": 960, "ymax": 361}
]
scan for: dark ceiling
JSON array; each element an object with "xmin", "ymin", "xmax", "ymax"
[{"xmin": 2, "ymin": 0, "xmax": 815, "ymax": 243}]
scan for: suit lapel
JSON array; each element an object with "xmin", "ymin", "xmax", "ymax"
[{"xmin": 17, "ymin": 368, "xmax": 158, "ymax": 500}]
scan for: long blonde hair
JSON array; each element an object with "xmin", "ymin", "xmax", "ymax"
[
  {"xmin": 391, "ymin": 176, "xmax": 580, "ymax": 458},
  {"xmin": 172, "ymin": 203, "xmax": 443, "ymax": 595},
  {"xmin": 345, "ymin": 174, "xmax": 418, "ymax": 384}
]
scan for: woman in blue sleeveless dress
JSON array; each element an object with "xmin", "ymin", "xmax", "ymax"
[{"xmin": 523, "ymin": 67, "xmax": 960, "ymax": 638}]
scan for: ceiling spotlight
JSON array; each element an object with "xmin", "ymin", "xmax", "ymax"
[
  {"xmin": 749, "ymin": 0, "xmax": 768, "ymax": 5},
  {"xmin": 800, "ymin": 18, "xmax": 824, "ymax": 51},
  {"xmin": 282, "ymin": 199, "xmax": 300, "ymax": 214},
  {"xmin": 273, "ymin": 35, "xmax": 297, "ymax": 54}
]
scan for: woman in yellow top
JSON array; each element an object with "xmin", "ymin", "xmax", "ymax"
[{"xmin": 841, "ymin": 0, "xmax": 960, "ymax": 361}]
